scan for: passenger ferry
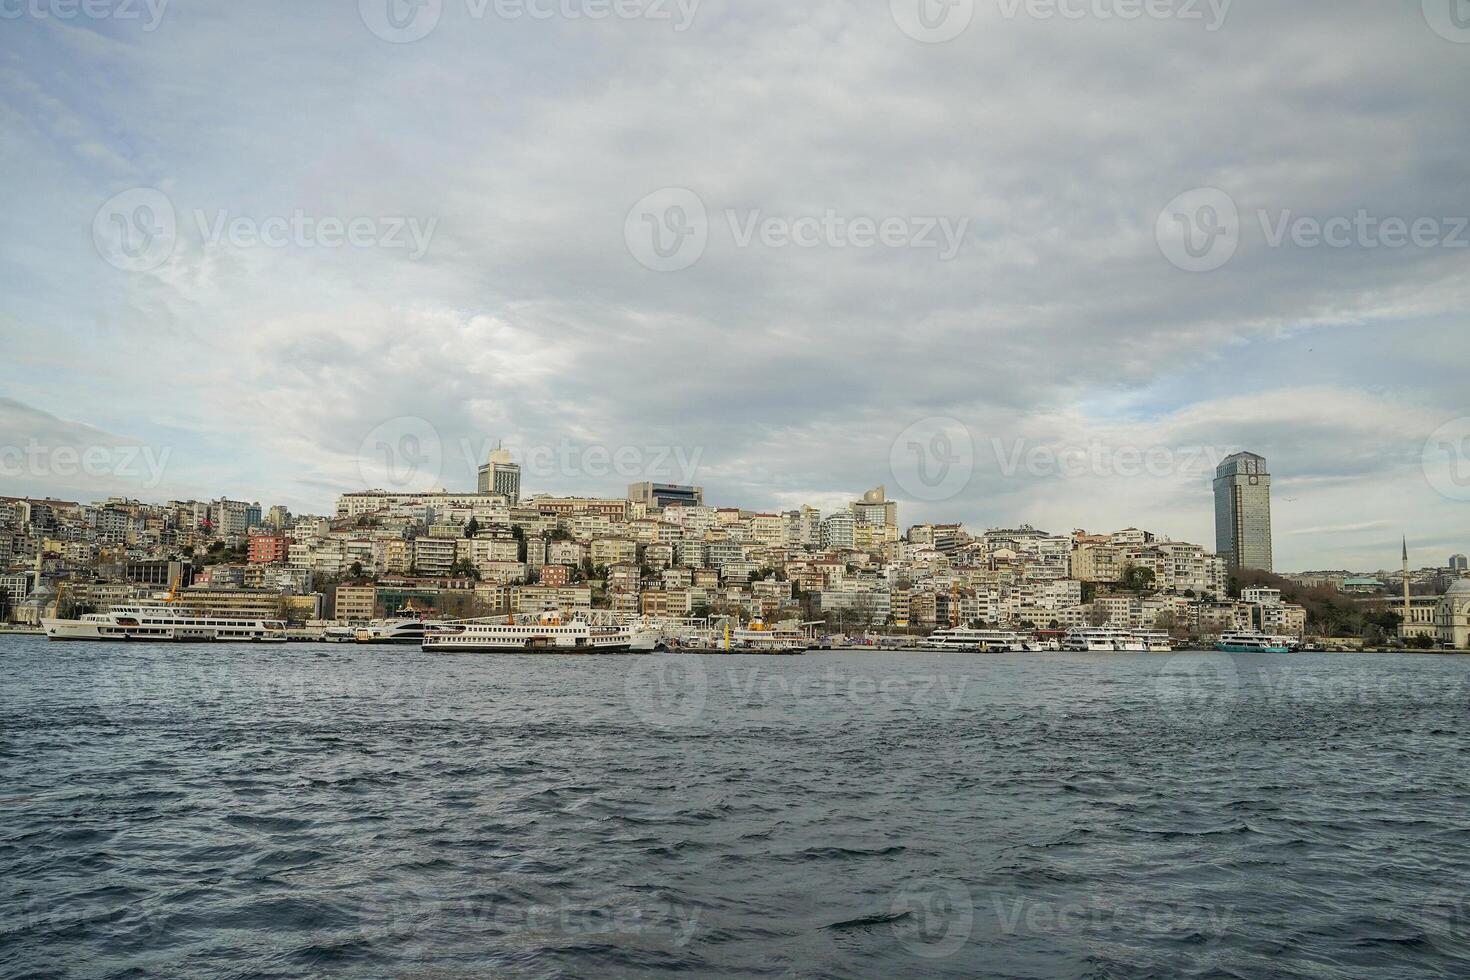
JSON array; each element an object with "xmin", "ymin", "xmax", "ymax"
[
  {"xmin": 1216, "ymin": 631, "xmax": 1295, "ymax": 654},
  {"xmin": 353, "ymin": 618, "xmax": 432, "ymax": 644},
  {"xmin": 918, "ymin": 626, "xmax": 1029, "ymax": 652},
  {"xmin": 1136, "ymin": 631, "xmax": 1175, "ymax": 652},
  {"xmin": 1061, "ymin": 627, "xmax": 1149, "ymax": 652},
  {"xmin": 728, "ymin": 619, "xmax": 813, "ymax": 653},
  {"xmin": 42, "ymin": 602, "xmax": 288, "ymax": 643},
  {"xmin": 421, "ymin": 612, "xmax": 649, "ymax": 654}
]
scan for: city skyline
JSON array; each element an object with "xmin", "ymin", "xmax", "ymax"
[{"xmin": 4, "ymin": 2, "xmax": 1469, "ymax": 573}]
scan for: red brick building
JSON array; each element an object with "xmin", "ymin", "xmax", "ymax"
[{"xmin": 247, "ymin": 533, "xmax": 290, "ymax": 564}]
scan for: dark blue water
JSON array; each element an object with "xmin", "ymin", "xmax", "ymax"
[{"xmin": 4, "ymin": 639, "xmax": 1470, "ymax": 978}]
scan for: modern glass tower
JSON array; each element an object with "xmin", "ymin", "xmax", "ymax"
[{"xmin": 1213, "ymin": 451, "xmax": 1273, "ymax": 571}]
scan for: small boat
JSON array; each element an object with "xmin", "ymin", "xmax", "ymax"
[{"xmin": 1216, "ymin": 631, "xmax": 1294, "ymax": 654}]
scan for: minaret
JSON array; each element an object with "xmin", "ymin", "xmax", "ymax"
[{"xmin": 1402, "ymin": 537, "xmax": 1412, "ymax": 639}]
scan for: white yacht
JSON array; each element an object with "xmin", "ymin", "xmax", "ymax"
[
  {"xmin": 918, "ymin": 626, "xmax": 1029, "ymax": 652},
  {"xmin": 421, "ymin": 612, "xmax": 646, "ymax": 654},
  {"xmin": 1062, "ymin": 627, "xmax": 1148, "ymax": 652},
  {"xmin": 1216, "ymin": 631, "xmax": 1294, "ymax": 654},
  {"xmin": 1135, "ymin": 631, "xmax": 1175, "ymax": 652},
  {"xmin": 42, "ymin": 602, "xmax": 288, "ymax": 643},
  {"xmin": 353, "ymin": 617, "xmax": 436, "ymax": 645}
]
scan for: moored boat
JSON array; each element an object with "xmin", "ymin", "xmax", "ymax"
[
  {"xmin": 41, "ymin": 602, "xmax": 288, "ymax": 643},
  {"xmin": 917, "ymin": 626, "xmax": 1028, "ymax": 652},
  {"xmin": 1216, "ymin": 631, "xmax": 1294, "ymax": 654},
  {"xmin": 421, "ymin": 611, "xmax": 645, "ymax": 654}
]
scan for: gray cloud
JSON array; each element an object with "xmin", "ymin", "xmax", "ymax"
[{"xmin": 0, "ymin": 0, "xmax": 1467, "ymax": 568}]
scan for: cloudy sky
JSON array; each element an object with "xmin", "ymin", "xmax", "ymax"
[{"xmin": 2, "ymin": 0, "xmax": 1467, "ymax": 570}]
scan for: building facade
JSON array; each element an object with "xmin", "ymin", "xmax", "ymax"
[{"xmin": 1213, "ymin": 452, "xmax": 1273, "ymax": 571}]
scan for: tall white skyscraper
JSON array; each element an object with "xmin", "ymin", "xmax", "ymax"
[
  {"xmin": 1213, "ymin": 451, "xmax": 1273, "ymax": 572},
  {"xmin": 477, "ymin": 444, "xmax": 521, "ymax": 503}
]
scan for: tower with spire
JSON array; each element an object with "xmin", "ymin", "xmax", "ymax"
[{"xmin": 1402, "ymin": 537, "xmax": 1412, "ymax": 640}]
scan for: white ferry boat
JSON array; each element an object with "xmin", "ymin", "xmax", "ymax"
[
  {"xmin": 918, "ymin": 626, "xmax": 1029, "ymax": 652},
  {"xmin": 421, "ymin": 612, "xmax": 647, "ymax": 654},
  {"xmin": 353, "ymin": 617, "xmax": 439, "ymax": 645},
  {"xmin": 1216, "ymin": 631, "xmax": 1295, "ymax": 654},
  {"xmin": 727, "ymin": 619, "xmax": 813, "ymax": 653},
  {"xmin": 42, "ymin": 602, "xmax": 288, "ymax": 643},
  {"xmin": 1062, "ymin": 627, "xmax": 1149, "ymax": 652},
  {"xmin": 1136, "ymin": 631, "xmax": 1175, "ymax": 652}
]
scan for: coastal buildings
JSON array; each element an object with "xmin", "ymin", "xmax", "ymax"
[
  {"xmin": 1213, "ymin": 451, "xmax": 1273, "ymax": 572},
  {"xmin": 5, "ymin": 441, "xmax": 1464, "ymax": 648}
]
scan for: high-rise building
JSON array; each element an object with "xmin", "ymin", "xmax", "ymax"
[
  {"xmin": 628, "ymin": 482, "xmax": 704, "ymax": 509},
  {"xmin": 849, "ymin": 485, "xmax": 898, "ymax": 528},
  {"xmin": 477, "ymin": 444, "xmax": 521, "ymax": 503},
  {"xmin": 1213, "ymin": 451, "xmax": 1273, "ymax": 572},
  {"xmin": 1450, "ymin": 554, "xmax": 1468, "ymax": 574}
]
